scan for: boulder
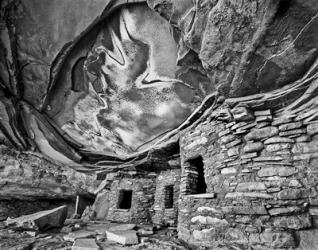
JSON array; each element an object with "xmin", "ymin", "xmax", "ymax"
[{"xmin": 6, "ymin": 205, "xmax": 68, "ymax": 231}]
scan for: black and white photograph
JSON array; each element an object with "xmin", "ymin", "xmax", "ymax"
[{"xmin": 0, "ymin": 0, "xmax": 318, "ymax": 249}]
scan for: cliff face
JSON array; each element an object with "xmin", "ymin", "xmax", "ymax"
[{"xmin": 148, "ymin": 0, "xmax": 318, "ymax": 96}]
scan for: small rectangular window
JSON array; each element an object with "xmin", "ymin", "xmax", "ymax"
[
  {"xmin": 117, "ymin": 190, "xmax": 132, "ymax": 209},
  {"xmin": 164, "ymin": 185, "xmax": 174, "ymax": 209},
  {"xmin": 188, "ymin": 156, "xmax": 206, "ymax": 194}
]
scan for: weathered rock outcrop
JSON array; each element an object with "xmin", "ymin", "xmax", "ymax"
[
  {"xmin": 148, "ymin": 0, "xmax": 318, "ymax": 97},
  {"xmin": 6, "ymin": 205, "xmax": 68, "ymax": 230},
  {"xmin": 0, "ymin": 145, "xmax": 99, "ymax": 199}
]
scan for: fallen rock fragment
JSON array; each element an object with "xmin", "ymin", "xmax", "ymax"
[
  {"xmin": 6, "ymin": 205, "xmax": 68, "ymax": 231},
  {"xmin": 63, "ymin": 230, "xmax": 97, "ymax": 242},
  {"xmin": 108, "ymin": 224, "xmax": 136, "ymax": 231},
  {"xmin": 72, "ymin": 239, "xmax": 99, "ymax": 250},
  {"xmin": 137, "ymin": 228, "xmax": 154, "ymax": 236},
  {"xmin": 106, "ymin": 229, "xmax": 138, "ymax": 245}
]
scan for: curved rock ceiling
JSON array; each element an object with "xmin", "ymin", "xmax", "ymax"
[
  {"xmin": 52, "ymin": 6, "xmax": 192, "ymax": 155},
  {"xmin": 42, "ymin": 3, "xmax": 212, "ymax": 159},
  {"xmin": 1, "ymin": 0, "xmax": 318, "ymax": 167}
]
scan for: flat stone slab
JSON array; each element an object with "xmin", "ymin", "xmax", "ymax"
[
  {"xmin": 64, "ymin": 230, "xmax": 97, "ymax": 242},
  {"xmin": 108, "ymin": 224, "xmax": 136, "ymax": 231},
  {"xmin": 186, "ymin": 193, "xmax": 216, "ymax": 199},
  {"xmin": 85, "ymin": 223, "xmax": 115, "ymax": 234},
  {"xmin": 106, "ymin": 230, "xmax": 138, "ymax": 245},
  {"xmin": 72, "ymin": 239, "xmax": 99, "ymax": 250},
  {"xmin": 6, "ymin": 205, "xmax": 67, "ymax": 231}
]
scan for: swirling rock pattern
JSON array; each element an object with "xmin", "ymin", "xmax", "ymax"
[{"xmin": 1, "ymin": 0, "xmax": 213, "ymax": 163}]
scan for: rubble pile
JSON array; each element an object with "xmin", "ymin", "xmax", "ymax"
[{"xmin": 0, "ymin": 206, "xmax": 185, "ymax": 250}]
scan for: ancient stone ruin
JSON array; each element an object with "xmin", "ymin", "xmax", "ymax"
[{"xmin": 1, "ymin": 0, "xmax": 318, "ymax": 249}]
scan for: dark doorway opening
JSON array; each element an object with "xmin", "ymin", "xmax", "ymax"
[
  {"xmin": 117, "ymin": 190, "xmax": 132, "ymax": 209},
  {"xmin": 188, "ymin": 156, "xmax": 207, "ymax": 194},
  {"xmin": 164, "ymin": 185, "xmax": 174, "ymax": 208}
]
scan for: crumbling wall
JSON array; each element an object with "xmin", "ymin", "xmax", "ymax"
[
  {"xmin": 152, "ymin": 169, "xmax": 181, "ymax": 226},
  {"xmin": 179, "ymin": 102, "xmax": 318, "ymax": 249},
  {"xmin": 106, "ymin": 174, "xmax": 156, "ymax": 224}
]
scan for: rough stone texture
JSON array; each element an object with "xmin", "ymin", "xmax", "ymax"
[
  {"xmin": 152, "ymin": 169, "xmax": 181, "ymax": 226},
  {"xmin": 297, "ymin": 229, "xmax": 318, "ymax": 250},
  {"xmin": 178, "ymin": 96, "xmax": 318, "ymax": 248},
  {"xmin": 0, "ymin": 199, "xmax": 75, "ymax": 220},
  {"xmin": 0, "ymin": 145, "xmax": 98, "ymax": 199},
  {"xmin": 106, "ymin": 174, "xmax": 156, "ymax": 224},
  {"xmin": 6, "ymin": 205, "xmax": 68, "ymax": 231},
  {"xmin": 245, "ymin": 127, "xmax": 279, "ymax": 141},
  {"xmin": 243, "ymin": 142, "xmax": 264, "ymax": 153}
]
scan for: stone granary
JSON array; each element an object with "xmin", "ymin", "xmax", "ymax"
[
  {"xmin": 91, "ymin": 158, "xmax": 181, "ymax": 226},
  {"xmin": 1, "ymin": 0, "xmax": 318, "ymax": 249}
]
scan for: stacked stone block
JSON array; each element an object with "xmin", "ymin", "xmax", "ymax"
[
  {"xmin": 106, "ymin": 173, "xmax": 156, "ymax": 224},
  {"xmin": 152, "ymin": 169, "xmax": 181, "ymax": 226},
  {"xmin": 178, "ymin": 103, "xmax": 318, "ymax": 249}
]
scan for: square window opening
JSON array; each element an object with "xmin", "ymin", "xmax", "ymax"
[
  {"xmin": 117, "ymin": 190, "xmax": 132, "ymax": 209},
  {"xmin": 187, "ymin": 156, "xmax": 207, "ymax": 194}
]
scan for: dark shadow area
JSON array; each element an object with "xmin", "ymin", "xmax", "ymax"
[
  {"xmin": 164, "ymin": 185, "xmax": 174, "ymax": 209},
  {"xmin": 188, "ymin": 156, "xmax": 207, "ymax": 194},
  {"xmin": 277, "ymin": 0, "xmax": 292, "ymax": 16},
  {"xmin": 117, "ymin": 190, "xmax": 132, "ymax": 209}
]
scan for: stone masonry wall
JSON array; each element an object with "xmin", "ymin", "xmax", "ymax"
[
  {"xmin": 152, "ymin": 169, "xmax": 181, "ymax": 226},
  {"xmin": 178, "ymin": 104, "xmax": 318, "ymax": 249},
  {"xmin": 106, "ymin": 174, "xmax": 156, "ymax": 224}
]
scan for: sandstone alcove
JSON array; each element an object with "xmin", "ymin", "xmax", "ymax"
[{"xmin": 1, "ymin": 0, "xmax": 318, "ymax": 249}]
